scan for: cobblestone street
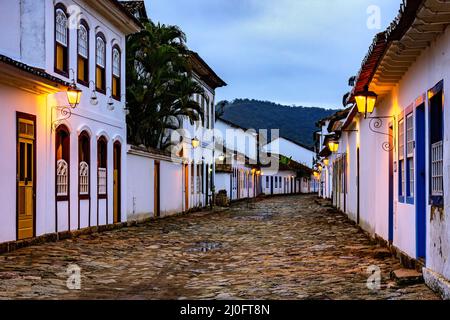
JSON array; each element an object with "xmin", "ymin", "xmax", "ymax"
[{"xmin": 0, "ymin": 195, "xmax": 440, "ymax": 300}]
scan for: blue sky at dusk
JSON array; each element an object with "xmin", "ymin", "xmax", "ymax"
[{"xmin": 145, "ymin": 0, "xmax": 401, "ymax": 109}]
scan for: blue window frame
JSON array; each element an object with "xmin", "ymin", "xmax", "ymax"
[
  {"xmin": 405, "ymin": 113, "xmax": 415, "ymax": 205},
  {"xmin": 398, "ymin": 118, "xmax": 405, "ymax": 203},
  {"xmin": 429, "ymin": 80, "xmax": 444, "ymax": 207}
]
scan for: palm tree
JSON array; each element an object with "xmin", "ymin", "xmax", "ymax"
[{"xmin": 126, "ymin": 20, "xmax": 205, "ymax": 149}]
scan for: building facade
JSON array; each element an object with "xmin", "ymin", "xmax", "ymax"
[
  {"xmin": 316, "ymin": 0, "xmax": 450, "ymax": 298},
  {"xmin": 0, "ymin": 0, "xmax": 141, "ymax": 243}
]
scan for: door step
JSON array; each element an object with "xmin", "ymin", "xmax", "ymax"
[{"xmin": 391, "ymin": 268, "xmax": 424, "ymax": 286}]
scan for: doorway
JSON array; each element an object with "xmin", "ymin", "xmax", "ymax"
[
  {"xmin": 154, "ymin": 161, "xmax": 161, "ymax": 217},
  {"xmin": 270, "ymin": 176, "xmax": 274, "ymax": 195},
  {"xmin": 388, "ymin": 125, "xmax": 394, "ymax": 242},
  {"xmin": 416, "ymin": 103, "xmax": 426, "ymax": 259},
  {"xmin": 113, "ymin": 142, "xmax": 121, "ymax": 223},
  {"xmin": 17, "ymin": 114, "xmax": 36, "ymax": 240},
  {"xmin": 357, "ymin": 147, "xmax": 360, "ymax": 225},
  {"xmin": 184, "ymin": 164, "xmax": 189, "ymax": 211}
]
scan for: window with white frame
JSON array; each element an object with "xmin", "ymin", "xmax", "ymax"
[
  {"xmin": 112, "ymin": 46, "xmax": 121, "ymax": 99},
  {"xmin": 79, "ymin": 132, "xmax": 90, "ymax": 196},
  {"xmin": 431, "ymin": 141, "xmax": 443, "ymax": 196},
  {"xmin": 56, "ymin": 125, "xmax": 70, "ymax": 199},
  {"xmin": 56, "ymin": 159, "xmax": 68, "ymax": 197},
  {"xmin": 97, "ymin": 138, "xmax": 107, "ymax": 197},
  {"xmin": 398, "ymin": 118, "xmax": 405, "ymax": 199},
  {"xmin": 79, "ymin": 162, "xmax": 89, "ymax": 195},
  {"xmin": 77, "ymin": 23, "xmax": 89, "ymax": 83},
  {"xmin": 429, "ymin": 82, "xmax": 444, "ymax": 203},
  {"xmin": 96, "ymin": 35, "xmax": 106, "ymax": 92},
  {"xmin": 55, "ymin": 7, "xmax": 68, "ymax": 74},
  {"xmin": 406, "ymin": 113, "xmax": 414, "ymax": 198}
]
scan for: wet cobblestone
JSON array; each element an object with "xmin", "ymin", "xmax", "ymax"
[{"xmin": 0, "ymin": 195, "xmax": 440, "ymax": 300}]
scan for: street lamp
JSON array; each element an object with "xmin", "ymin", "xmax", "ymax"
[
  {"xmin": 328, "ymin": 140, "xmax": 339, "ymax": 153},
  {"xmin": 355, "ymin": 85, "xmax": 378, "ymax": 118},
  {"xmin": 191, "ymin": 137, "xmax": 200, "ymax": 149},
  {"xmin": 67, "ymin": 81, "xmax": 82, "ymax": 108},
  {"xmin": 323, "ymin": 158, "xmax": 329, "ymax": 166}
]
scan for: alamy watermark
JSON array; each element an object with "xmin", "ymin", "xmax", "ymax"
[
  {"xmin": 66, "ymin": 264, "xmax": 81, "ymax": 290},
  {"xmin": 367, "ymin": 5, "xmax": 381, "ymax": 30},
  {"xmin": 366, "ymin": 265, "xmax": 381, "ymax": 291}
]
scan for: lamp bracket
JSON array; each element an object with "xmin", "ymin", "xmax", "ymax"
[
  {"xmin": 367, "ymin": 116, "xmax": 395, "ymax": 152},
  {"xmin": 51, "ymin": 105, "xmax": 73, "ymax": 131}
]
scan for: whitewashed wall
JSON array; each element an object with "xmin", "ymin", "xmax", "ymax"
[{"xmin": 263, "ymin": 137, "xmax": 315, "ymax": 168}]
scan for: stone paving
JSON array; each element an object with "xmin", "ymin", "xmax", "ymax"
[{"xmin": 0, "ymin": 195, "xmax": 440, "ymax": 300}]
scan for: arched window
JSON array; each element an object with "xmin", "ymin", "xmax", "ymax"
[
  {"xmin": 77, "ymin": 21, "xmax": 89, "ymax": 84},
  {"xmin": 55, "ymin": 5, "xmax": 69, "ymax": 75},
  {"xmin": 112, "ymin": 46, "xmax": 121, "ymax": 100},
  {"xmin": 78, "ymin": 132, "xmax": 90, "ymax": 197},
  {"xmin": 96, "ymin": 34, "xmax": 106, "ymax": 93},
  {"xmin": 97, "ymin": 137, "xmax": 107, "ymax": 198},
  {"xmin": 56, "ymin": 125, "xmax": 70, "ymax": 200}
]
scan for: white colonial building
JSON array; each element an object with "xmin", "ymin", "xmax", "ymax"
[
  {"xmin": 317, "ymin": 0, "xmax": 450, "ymax": 299},
  {"xmin": 263, "ymin": 136, "xmax": 315, "ymax": 168},
  {"xmin": 126, "ymin": 49, "xmax": 227, "ymax": 218},
  {"xmin": 0, "ymin": 0, "xmax": 141, "ymax": 243}
]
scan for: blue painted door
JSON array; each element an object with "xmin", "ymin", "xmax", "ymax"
[
  {"xmin": 389, "ymin": 125, "xmax": 394, "ymax": 242},
  {"xmin": 416, "ymin": 103, "xmax": 426, "ymax": 259}
]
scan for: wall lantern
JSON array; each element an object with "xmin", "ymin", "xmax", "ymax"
[
  {"xmin": 328, "ymin": 140, "xmax": 339, "ymax": 153},
  {"xmin": 317, "ymin": 164, "xmax": 323, "ymax": 172},
  {"xmin": 313, "ymin": 171, "xmax": 320, "ymax": 179},
  {"xmin": 251, "ymin": 168, "xmax": 257, "ymax": 174},
  {"xmin": 67, "ymin": 81, "xmax": 82, "ymax": 108},
  {"xmin": 88, "ymin": 80, "xmax": 98, "ymax": 105},
  {"xmin": 323, "ymin": 158, "xmax": 329, "ymax": 166},
  {"xmin": 355, "ymin": 85, "xmax": 378, "ymax": 118},
  {"xmin": 51, "ymin": 77, "xmax": 82, "ymax": 131},
  {"xmin": 218, "ymin": 154, "xmax": 225, "ymax": 162},
  {"xmin": 256, "ymin": 170, "xmax": 261, "ymax": 175},
  {"xmin": 192, "ymin": 137, "xmax": 200, "ymax": 149}
]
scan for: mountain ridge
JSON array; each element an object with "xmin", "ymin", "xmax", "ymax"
[{"xmin": 216, "ymin": 99, "xmax": 339, "ymax": 148}]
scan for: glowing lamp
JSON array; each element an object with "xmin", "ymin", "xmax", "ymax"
[
  {"xmin": 317, "ymin": 164, "xmax": 323, "ymax": 172},
  {"xmin": 218, "ymin": 154, "xmax": 225, "ymax": 162},
  {"xmin": 67, "ymin": 82, "xmax": 82, "ymax": 108},
  {"xmin": 355, "ymin": 85, "xmax": 377, "ymax": 118},
  {"xmin": 251, "ymin": 168, "xmax": 256, "ymax": 174},
  {"xmin": 313, "ymin": 171, "xmax": 320, "ymax": 179},
  {"xmin": 328, "ymin": 140, "xmax": 339, "ymax": 153},
  {"xmin": 256, "ymin": 170, "xmax": 261, "ymax": 175},
  {"xmin": 323, "ymin": 158, "xmax": 329, "ymax": 166},
  {"xmin": 191, "ymin": 137, "xmax": 200, "ymax": 149}
]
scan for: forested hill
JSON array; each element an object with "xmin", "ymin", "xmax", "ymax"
[{"xmin": 216, "ymin": 99, "xmax": 338, "ymax": 148}]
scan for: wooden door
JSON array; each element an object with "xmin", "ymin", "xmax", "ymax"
[
  {"xmin": 154, "ymin": 161, "xmax": 160, "ymax": 217},
  {"xmin": 113, "ymin": 142, "xmax": 121, "ymax": 223},
  {"xmin": 184, "ymin": 164, "xmax": 189, "ymax": 210},
  {"xmin": 17, "ymin": 116, "xmax": 35, "ymax": 240}
]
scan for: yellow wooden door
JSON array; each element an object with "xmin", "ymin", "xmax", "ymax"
[{"xmin": 17, "ymin": 118, "xmax": 35, "ymax": 240}]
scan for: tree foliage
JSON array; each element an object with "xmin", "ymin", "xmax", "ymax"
[{"xmin": 126, "ymin": 21, "xmax": 205, "ymax": 149}]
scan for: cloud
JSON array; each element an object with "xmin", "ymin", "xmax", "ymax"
[{"xmin": 146, "ymin": 0, "xmax": 400, "ymax": 108}]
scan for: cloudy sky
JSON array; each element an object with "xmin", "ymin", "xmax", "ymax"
[{"xmin": 145, "ymin": 0, "xmax": 400, "ymax": 109}]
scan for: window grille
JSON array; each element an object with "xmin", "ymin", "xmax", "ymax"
[
  {"xmin": 98, "ymin": 167, "xmax": 107, "ymax": 195},
  {"xmin": 96, "ymin": 37, "xmax": 105, "ymax": 68},
  {"xmin": 113, "ymin": 48, "xmax": 120, "ymax": 77},
  {"xmin": 56, "ymin": 9, "xmax": 68, "ymax": 46},
  {"xmin": 79, "ymin": 162, "xmax": 89, "ymax": 195},
  {"xmin": 57, "ymin": 159, "xmax": 68, "ymax": 196},
  {"xmin": 431, "ymin": 141, "xmax": 443, "ymax": 196},
  {"xmin": 78, "ymin": 25, "xmax": 88, "ymax": 58}
]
